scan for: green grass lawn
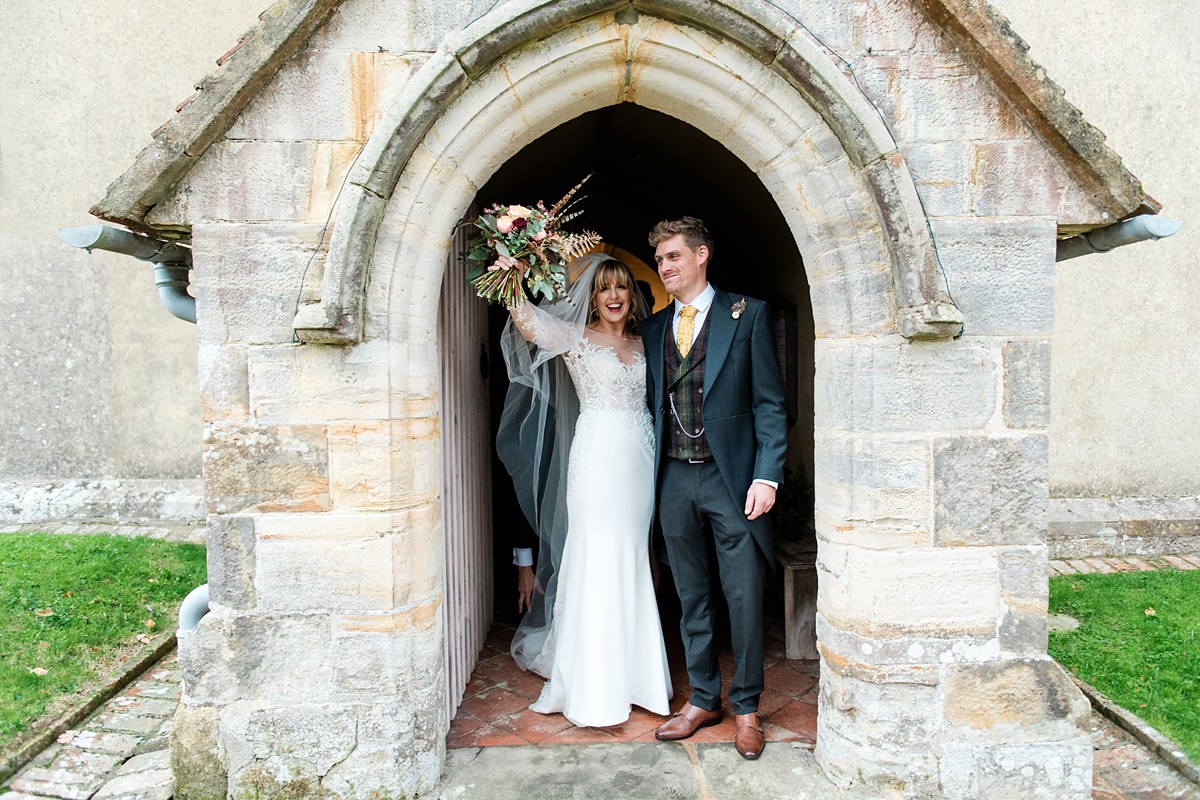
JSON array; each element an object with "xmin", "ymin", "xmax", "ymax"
[
  {"xmin": 0, "ymin": 532, "xmax": 206, "ymax": 749},
  {"xmin": 1049, "ymin": 568, "xmax": 1200, "ymax": 762}
]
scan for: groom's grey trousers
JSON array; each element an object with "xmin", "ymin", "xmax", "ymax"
[{"xmin": 659, "ymin": 458, "xmax": 767, "ymax": 715}]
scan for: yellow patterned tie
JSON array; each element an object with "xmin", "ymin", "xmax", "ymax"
[{"xmin": 677, "ymin": 305, "xmax": 698, "ymax": 358}]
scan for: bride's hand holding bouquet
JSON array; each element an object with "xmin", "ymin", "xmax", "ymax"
[{"xmin": 463, "ymin": 176, "xmax": 602, "ymax": 308}]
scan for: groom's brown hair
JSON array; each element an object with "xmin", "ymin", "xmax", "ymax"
[{"xmin": 648, "ymin": 216, "xmax": 714, "ymax": 261}]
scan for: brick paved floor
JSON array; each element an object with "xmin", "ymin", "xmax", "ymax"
[
  {"xmin": 449, "ymin": 622, "xmax": 818, "ymax": 748},
  {"xmin": 1091, "ymin": 709, "xmax": 1199, "ymax": 799},
  {"xmin": 2, "ymin": 657, "xmax": 180, "ymax": 800}
]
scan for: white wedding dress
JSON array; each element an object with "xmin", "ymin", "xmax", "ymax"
[{"xmin": 513, "ymin": 306, "xmax": 673, "ymax": 727}]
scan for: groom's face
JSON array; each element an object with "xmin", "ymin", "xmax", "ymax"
[{"xmin": 654, "ymin": 233, "xmax": 708, "ymax": 302}]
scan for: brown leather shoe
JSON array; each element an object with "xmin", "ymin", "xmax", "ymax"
[
  {"xmin": 654, "ymin": 702, "xmax": 722, "ymax": 741},
  {"xmin": 734, "ymin": 712, "xmax": 765, "ymax": 760}
]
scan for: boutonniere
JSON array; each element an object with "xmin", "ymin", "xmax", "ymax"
[{"xmin": 731, "ymin": 297, "xmax": 747, "ymax": 320}]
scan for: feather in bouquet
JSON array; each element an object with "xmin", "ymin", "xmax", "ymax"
[{"xmin": 464, "ymin": 176, "xmax": 602, "ymax": 307}]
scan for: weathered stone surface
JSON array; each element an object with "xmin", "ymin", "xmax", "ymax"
[
  {"xmin": 1048, "ymin": 495, "xmax": 1200, "ymax": 558},
  {"xmin": 69, "ymin": 731, "xmax": 141, "ymax": 755},
  {"xmin": 0, "ymin": 479, "xmax": 204, "ymax": 524},
  {"xmin": 998, "ymin": 545, "xmax": 1049, "ymax": 605},
  {"xmin": 179, "ymin": 612, "xmax": 333, "ymax": 705},
  {"xmin": 900, "ymin": 141, "xmax": 970, "ymax": 216},
  {"xmin": 332, "ymin": 600, "xmax": 443, "ymax": 696},
  {"xmin": 944, "ymin": 659, "xmax": 1089, "ymax": 738},
  {"xmin": 246, "ymin": 341, "xmax": 390, "ymax": 423},
  {"xmin": 205, "ymin": 515, "xmax": 256, "ymax": 611},
  {"xmin": 221, "ymin": 701, "xmax": 434, "ymax": 800},
  {"xmin": 253, "ymin": 512, "xmax": 409, "ymax": 612},
  {"xmin": 92, "ymin": 767, "xmax": 173, "ymax": 800},
  {"xmin": 818, "ymin": 541, "xmax": 1000, "ymax": 637},
  {"xmin": 8, "ymin": 768, "xmax": 107, "ymax": 800},
  {"xmin": 115, "ymin": 750, "xmax": 171, "ymax": 775},
  {"xmin": 816, "ymin": 700, "xmax": 941, "ymax": 797},
  {"xmin": 171, "ymin": 705, "xmax": 225, "ymax": 800},
  {"xmin": 307, "ymin": 0, "xmax": 480, "ymax": 53},
  {"xmin": 327, "ymin": 419, "xmax": 440, "ymax": 511},
  {"xmin": 105, "ymin": 697, "xmax": 178, "ymax": 718},
  {"xmin": 88, "ymin": 713, "xmax": 163, "ymax": 736},
  {"xmin": 940, "ymin": 740, "xmax": 1093, "ymax": 800},
  {"xmin": 197, "ymin": 343, "xmax": 250, "ymax": 422},
  {"xmin": 226, "ymin": 50, "xmax": 376, "ymax": 142},
  {"xmin": 804, "ymin": 244, "xmax": 896, "ymax": 339},
  {"xmin": 997, "ymin": 546, "xmax": 1051, "ymax": 655},
  {"xmin": 46, "ymin": 748, "xmax": 123, "ymax": 776},
  {"xmin": 202, "ymin": 423, "xmax": 330, "ymax": 515},
  {"xmin": 855, "ymin": 52, "xmax": 1025, "ymax": 144},
  {"xmin": 931, "ymin": 217, "xmax": 1056, "ymax": 337},
  {"xmin": 193, "ymin": 224, "xmax": 329, "ymax": 346},
  {"xmin": 934, "ymin": 434, "xmax": 1049, "ymax": 546},
  {"xmin": 162, "ymin": 141, "xmax": 310, "ymax": 223},
  {"xmin": 816, "ymin": 339, "xmax": 999, "ymax": 433},
  {"xmin": 1004, "ymin": 339, "xmax": 1051, "ymax": 429},
  {"xmin": 815, "ymin": 433, "xmax": 931, "ymax": 536},
  {"xmin": 816, "ymin": 613, "xmax": 988, "ymax": 675},
  {"xmin": 968, "ymin": 140, "xmax": 1099, "ymax": 219}
]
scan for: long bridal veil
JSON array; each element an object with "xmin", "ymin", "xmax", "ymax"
[{"xmin": 496, "ymin": 252, "xmax": 649, "ymax": 675}]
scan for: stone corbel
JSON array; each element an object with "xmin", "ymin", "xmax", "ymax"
[{"xmin": 899, "ymin": 296, "xmax": 965, "ymax": 340}]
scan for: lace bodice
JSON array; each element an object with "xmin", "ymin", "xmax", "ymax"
[
  {"xmin": 564, "ymin": 338, "xmax": 648, "ymax": 415},
  {"xmin": 508, "ymin": 300, "xmax": 652, "ymax": 434}
]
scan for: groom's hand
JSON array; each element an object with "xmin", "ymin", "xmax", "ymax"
[
  {"xmin": 517, "ymin": 565, "xmax": 536, "ymax": 612},
  {"xmin": 744, "ymin": 483, "xmax": 776, "ymax": 520}
]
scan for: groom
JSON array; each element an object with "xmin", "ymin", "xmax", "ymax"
[{"xmin": 642, "ymin": 217, "xmax": 788, "ymax": 760}]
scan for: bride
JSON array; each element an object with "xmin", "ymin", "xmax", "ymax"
[{"xmin": 496, "ymin": 253, "xmax": 672, "ymax": 727}]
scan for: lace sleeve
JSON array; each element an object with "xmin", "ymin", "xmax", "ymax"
[{"xmin": 508, "ymin": 297, "xmax": 582, "ymax": 352}]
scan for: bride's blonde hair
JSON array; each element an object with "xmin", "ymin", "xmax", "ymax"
[{"xmin": 587, "ymin": 259, "xmax": 640, "ymax": 335}]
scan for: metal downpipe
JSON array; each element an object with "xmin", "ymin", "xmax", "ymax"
[
  {"xmin": 58, "ymin": 224, "xmax": 196, "ymax": 323},
  {"xmin": 176, "ymin": 583, "xmax": 210, "ymax": 644},
  {"xmin": 1056, "ymin": 215, "xmax": 1184, "ymax": 262}
]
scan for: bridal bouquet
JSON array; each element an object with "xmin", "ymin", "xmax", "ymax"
[{"xmin": 464, "ymin": 176, "xmax": 602, "ymax": 307}]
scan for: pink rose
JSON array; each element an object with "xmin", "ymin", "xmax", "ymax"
[
  {"xmin": 496, "ymin": 215, "xmax": 514, "ymax": 234},
  {"xmin": 509, "ymin": 205, "xmax": 533, "ymax": 218},
  {"xmin": 532, "ymin": 230, "xmax": 547, "ymax": 242}
]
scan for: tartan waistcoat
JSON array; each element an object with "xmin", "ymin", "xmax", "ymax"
[{"xmin": 664, "ymin": 313, "xmax": 714, "ymax": 461}]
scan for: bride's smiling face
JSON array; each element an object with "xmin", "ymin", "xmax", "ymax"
[{"xmin": 594, "ymin": 280, "xmax": 633, "ymax": 325}]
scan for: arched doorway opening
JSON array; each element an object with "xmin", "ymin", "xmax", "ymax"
[
  {"xmin": 438, "ymin": 103, "xmax": 818, "ymax": 742},
  {"xmin": 338, "ymin": 4, "xmax": 953, "ymax": 788}
]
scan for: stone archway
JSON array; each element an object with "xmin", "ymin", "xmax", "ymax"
[
  {"xmin": 294, "ymin": 0, "xmax": 962, "ymax": 347},
  {"xmin": 195, "ymin": 2, "xmax": 1091, "ymax": 797},
  {"xmin": 308, "ymin": 2, "xmax": 999, "ymax": 795}
]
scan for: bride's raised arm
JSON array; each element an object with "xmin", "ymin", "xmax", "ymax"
[{"xmin": 507, "ymin": 295, "xmax": 582, "ymax": 352}]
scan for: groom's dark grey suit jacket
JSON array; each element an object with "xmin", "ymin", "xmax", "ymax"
[{"xmin": 642, "ymin": 286, "xmax": 789, "ymax": 564}]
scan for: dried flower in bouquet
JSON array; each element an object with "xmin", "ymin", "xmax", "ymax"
[{"xmin": 464, "ymin": 175, "xmax": 602, "ymax": 307}]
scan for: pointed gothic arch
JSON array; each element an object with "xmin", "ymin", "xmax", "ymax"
[{"xmin": 292, "ymin": 0, "xmax": 963, "ymax": 347}]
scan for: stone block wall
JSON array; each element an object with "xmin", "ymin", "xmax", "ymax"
[{"xmin": 159, "ymin": 9, "xmax": 458, "ymax": 797}]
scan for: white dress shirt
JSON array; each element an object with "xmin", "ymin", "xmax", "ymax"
[{"xmin": 670, "ymin": 284, "xmax": 777, "ymax": 491}]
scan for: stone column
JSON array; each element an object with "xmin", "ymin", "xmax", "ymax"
[
  {"xmin": 812, "ymin": 218, "xmax": 1092, "ymax": 798},
  {"xmin": 171, "ymin": 220, "xmax": 448, "ymax": 800}
]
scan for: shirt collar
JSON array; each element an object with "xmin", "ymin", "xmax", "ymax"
[{"xmin": 674, "ymin": 283, "xmax": 715, "ymax": 315}]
